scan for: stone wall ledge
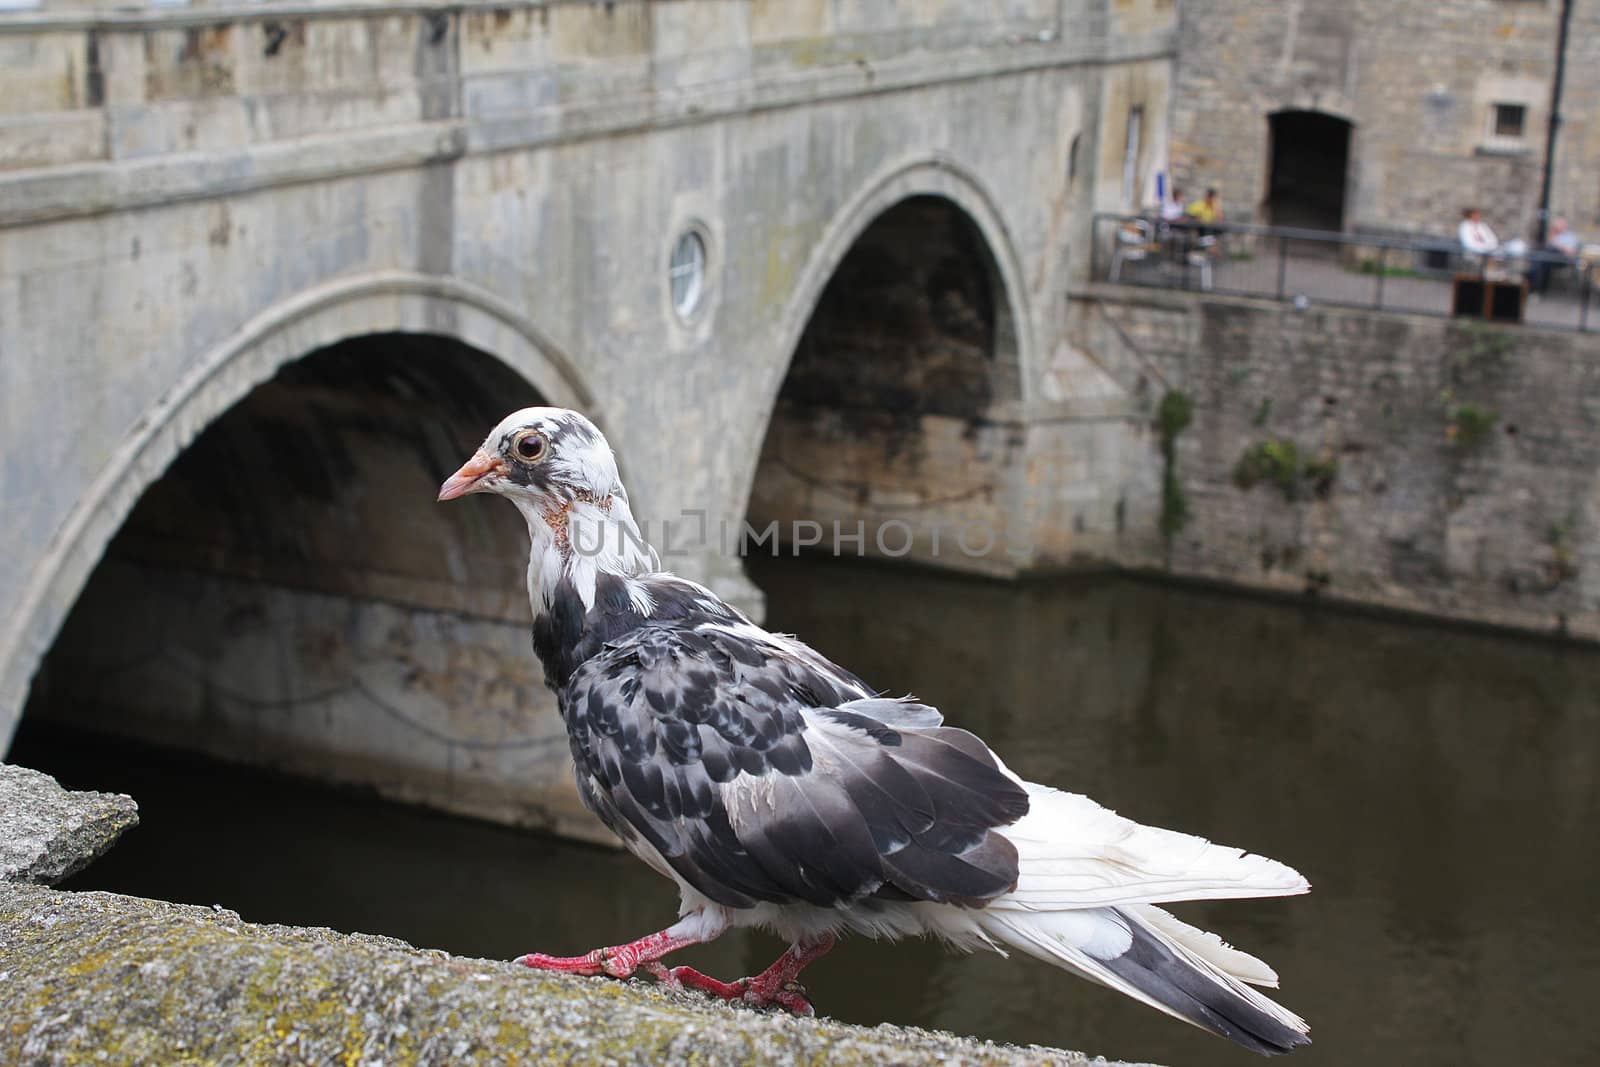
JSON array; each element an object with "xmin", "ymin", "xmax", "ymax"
[
  {"xmin": 0, "ymin": 764, "xmax": 138, "ymax": 886},
  {"xmin": 1067, "ymin": 287, "xmax": 1600, "ymax": 642},
  {"xmin": 0, "ymin": 33, "xmax": 1170, "ymax": 227},
  {"xmin": 0, "ymin": 880, "xmax": 1146, "ymax": 1067}
]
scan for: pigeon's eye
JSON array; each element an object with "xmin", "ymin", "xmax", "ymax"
[{"xmin": 512, "ymin": 431, "xmax": 547, "ymax": 463}]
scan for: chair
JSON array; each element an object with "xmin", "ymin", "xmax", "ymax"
[{"xmin": 1109, "ymin": 219, "xmax": 1155, "ymax": 282}]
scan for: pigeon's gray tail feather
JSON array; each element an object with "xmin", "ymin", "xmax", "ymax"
[
  {"xmin": 1099, "ymin": 910, "xmax": 1310, "ymax": 1055},
  {"xmin": 975, "ymin": 906, "xmax": 1311, "ymax": 1056}
]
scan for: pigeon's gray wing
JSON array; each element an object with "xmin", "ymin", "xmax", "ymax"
[
  {"xmin": 832, "ymin": 696, "xmax": 944, "ymax": 729},
  {"xmin": 562, "ymin": 622, "xmax": 1029, "ymax": 910}
]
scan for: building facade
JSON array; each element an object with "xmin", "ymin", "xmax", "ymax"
[{"xmin": 1169, "ymin": 0, "xmax": 1600, "ymax": 243}]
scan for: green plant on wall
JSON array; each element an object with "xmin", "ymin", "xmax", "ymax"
[
  {"xmin": 1546, "ymin": 514, "xmax": 1580, "ymax": 583},
  {"xmin": 1233, "ymin": 438, "xmax": 1338, "ymax": 501},
  {"xmin": 1157, "ymin": 390, "xmax": 1193, "ymax": 540},
  {"xmin": 1446, "ymin": 402, "xmax": 1498, "ymax": 452},
  {"xmin": 1234, "ymin": 438, "xmax": 1301, "ymax": 494}
]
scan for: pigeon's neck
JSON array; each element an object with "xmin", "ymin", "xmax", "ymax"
[{"xmin": 518, "ymin": 490, "xmax": 659, "ymax": 690}]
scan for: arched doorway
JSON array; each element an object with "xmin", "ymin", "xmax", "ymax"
[
  {"xmin": 1266, "ymin": 111, "xmax": 1354, "ymax": 231},
  {"xmin": 15, "ymin": 332, "xmax": 597, "ymax": 836},
  {"xmin": 745, "ymin": 195, "xmax": 1024, "ymax": 574}
]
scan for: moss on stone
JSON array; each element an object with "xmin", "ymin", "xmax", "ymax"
[
  {"xmin": 0, "ymin": 883, "xmax": 1133, "ymax": 1067},
  {"xmin": 1156, "ymin": 390, "xmax": 1194, "ymax": 543}
]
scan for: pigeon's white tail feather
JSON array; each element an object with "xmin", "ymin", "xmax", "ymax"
[
  {"xmin": 967, "ymin": 778, "xmax": 1310, "ymax": 1053},
  {"xmin": 993, "ymin": 783, "xmax": 1311, "ymax": 910},
  {"xmin": 1129, "ymin": 903, "xmax": 1280, "ymax": 988},
  {"xmin": 975, "ymin": 906, "xmax": 1310, "ymax": 1055}
]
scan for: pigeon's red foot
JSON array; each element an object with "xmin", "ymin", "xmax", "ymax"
[
  {"xmin": 515, "ymin": 927, "xmax": 705, "ymax": 978},
  {"xmin": 515, "ymin": 948, "xmax": 624, "ymax": 978},
  {"xmin": 647, "ymin": 964, "xmax": 816, "ymax": 1016},
  {"xmin": 644, "ymin": 932, "xmax": 835, "ymax": 1017}
]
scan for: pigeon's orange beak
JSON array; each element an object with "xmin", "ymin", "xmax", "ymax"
[{"xmin": 437, "ymin": 451, "xmax": 505, "ymax": 502}]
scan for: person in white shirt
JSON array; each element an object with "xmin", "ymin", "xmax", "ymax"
[
  {"xmin": 1549, "ymin": 216, "xmax": 1580, "ymax": 258},
  {"xmin": 1160, "ymin": 187, "xmax": 1186, "ymax": 224},
  {"xmin": 1458, "ymin": 208, "xmax": 1499, "ymax": 258},
  {"xmin": 1531, "ymin": 216, "xmax": 1581, "ymax": 293}
]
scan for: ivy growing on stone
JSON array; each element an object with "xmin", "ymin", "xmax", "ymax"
[
  {"xmin": 1546, "ymin": 514, "xmax": 1580, "ymax": 584},
  {"xmin": 1157, "ymin": 390, "xmax": 1193, "ymax": 541},
  {"xmin": 1233, "ymin": 439, "xmax": 1338, "ymax": 501}
]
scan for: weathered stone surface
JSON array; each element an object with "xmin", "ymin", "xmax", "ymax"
[
  {"xmin": 1168, "ymin": 0, "xmax": 1600, "ymax": 238},
  {"xmin": 0, "ymin": 765, "xmax": 138, "ymax": 886},
  {"xmin": 0, "ymin": 882, "xmax": 1143, "ymax": 1067},
  {"xmin": 1075, "ymin": 288, "xmax": 1600, "ymax": 638}
]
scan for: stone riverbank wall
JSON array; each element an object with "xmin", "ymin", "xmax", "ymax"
[
  {"xmin": 1071, "ymin": 286, "xmax": 1600, "ymax": 639},
  {"xmin": 0, "ymin": 763, "xmax": 1145, "ymax": 1067}
]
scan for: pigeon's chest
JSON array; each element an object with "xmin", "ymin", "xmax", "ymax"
[{"xmin": 531, "ymin": 583, "xmax": 650, "ymax": 694}]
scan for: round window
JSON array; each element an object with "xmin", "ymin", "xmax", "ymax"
[{"xmin": 668, "ymin": 230, "xmax": 707, "ymax": 320}]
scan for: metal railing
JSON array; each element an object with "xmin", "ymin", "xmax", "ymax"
[{"xmin": 1090, "ymin": 213, "xmax": 1599, "ymax": 333}]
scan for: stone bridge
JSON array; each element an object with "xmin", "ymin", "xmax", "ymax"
[{"xmin": 0, "ymin": 1, "xmax": 1175, "ymax": 832}]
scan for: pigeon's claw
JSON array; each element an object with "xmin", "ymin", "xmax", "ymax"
[
  {"xmin": 646, "ymin": 963, "xmax": 817, "ymax": 1016},
  {"xmin": 768, "ymin": 980, "xmax": 816, "ymax": 1017},
  {"xmin": 514, "ymin": 949, "xmax": 612, "ymax": 977},
  {"xmin": 514, "ymin": 925, "xmax": 710, "ymax": 979},
  {"xmin": 644, "ymin": 934, "xmax": 833, "ymax": 1016},
  {"xmin": 646, "ymin": 962, "xmax": 744, "ymax": 998}
]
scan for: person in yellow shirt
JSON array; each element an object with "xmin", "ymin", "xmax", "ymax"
[
  {"xmin": 1184, "ymin": 187, "xmax": 1223, "ymax": 252},
  {"xmin": 1185, "ymin": 187, "xmax": 1222, "ymax": 225}
]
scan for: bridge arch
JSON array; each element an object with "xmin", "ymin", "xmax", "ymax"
[
  {"xmin": 740, "ymin": 157, "xmax": 1034, "ymax": 573},
  {"xmin": 734, "ymin": 155, "xmax": 1035, "ymax": 508},
  {"xmin": 0, "ymin": 271, "xmax": 594, "ymax": 754}
]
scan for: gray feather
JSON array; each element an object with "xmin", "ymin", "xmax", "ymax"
[
  {"xmin": 836, "ymin": 697, "xmax": 945, "ymax": 729},
  {"xmin": 561, "ymin": 621, "xmax": 1028, "ymax": 911}
]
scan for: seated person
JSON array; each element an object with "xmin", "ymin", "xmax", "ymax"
[
  {"xmin": 1184, "ymin": 188, "xmax": 1223, "ymax": 252},
  {"xmin": 1531, "ymin": 216, "xmax": 1580, "ymax": 293},
  {"xmin": 1458, "ymin": 208, "xmax": 1499, "ymax": 265},
  {"xmin": 1160, "ymin": 187, "xmax": 1187, "ymax": 224}
]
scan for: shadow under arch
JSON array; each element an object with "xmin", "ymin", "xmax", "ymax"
[
  {"xmin": 0, "ymin": 271, "xmax": 596, "ymax": 758},
  {"xmin": 740, "ymin": 160, "xmax": 1033, "ymax": 576},
  {"xmin": 732, "ymin": 156, "xmax": 1035, "ymax": 510}
]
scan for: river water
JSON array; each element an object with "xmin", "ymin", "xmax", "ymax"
[{"xmin": 15, "ymin": 557, "xmax": 1600, "ymax": 1066}]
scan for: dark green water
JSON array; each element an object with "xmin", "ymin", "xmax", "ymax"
[{"xmin": 14, "ymin": 557, "xmax": 1600, "ymax": 1066}]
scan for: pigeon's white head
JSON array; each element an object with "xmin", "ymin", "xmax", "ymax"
[
  {"xmin": 438, "ymin": 407, "xmax": 658, "ymax": 608},
  {"xmin": 437, "ymin": 406, "xmax": 621, "ymax": 509}
]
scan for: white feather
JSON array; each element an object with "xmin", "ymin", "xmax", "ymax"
[
  {"xmin": 991, "ymin": 782, "xmax": 1309, "ymax": 910},
  {"xmin": 1127, "ymin": 903, "xmax": 1282, "ymax": 988}
]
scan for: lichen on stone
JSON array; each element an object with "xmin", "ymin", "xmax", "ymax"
[{"xmin": 0, "ymin": 882, "xmax": 1139, "ymax": 1067}]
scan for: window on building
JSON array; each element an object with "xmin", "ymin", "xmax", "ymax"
[
  {"xmin": 1122, "ymin": 106, "xmax": 1144, "ymax": 207},
  {"xmin": 1493, "ymin": 103, "xmax": 1527, "ymax": 139},
  {"xmin": 668, "ymin": 230, "xmax": 707, "ymax": 321}
]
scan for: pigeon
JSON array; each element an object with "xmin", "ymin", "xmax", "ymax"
[{"xmin": 438, "ymin": 407, "xmax": 1311, "ymax": 1054}]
